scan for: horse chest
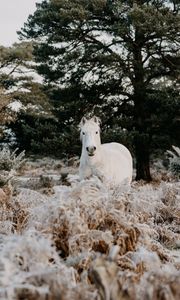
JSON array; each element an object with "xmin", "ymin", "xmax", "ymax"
[{"xmin": 80, "ymin": 153, "xmax": 104, "ymax": 179}]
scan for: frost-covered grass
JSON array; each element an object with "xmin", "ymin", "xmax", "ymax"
[
  {"xmin": 0, "ymin": 157, "xmax": 180, "ymax": 300},
  {"xmin": 0, "ymin": 148, "xmax": 25, "ymax": 188},
  {"xmin": 167, "ymin": 146, "xmax": 180, "ymax": 178},
  {"xmin": 0, "ymin": 148, "xmax": 25, "ymax": 172}
]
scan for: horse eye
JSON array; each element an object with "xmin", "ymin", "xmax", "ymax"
[
  {"xmin": 82, "ymin": 132, "xmax": 85, "ymax": 135},
  {"xmin": 96, "ymin": 131, "xmax": 98, "ymax": 134}
]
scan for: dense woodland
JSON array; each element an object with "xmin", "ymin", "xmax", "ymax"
[{"xmin": 0, "ymin": 0, "xmax": 180, "ymax": 181}]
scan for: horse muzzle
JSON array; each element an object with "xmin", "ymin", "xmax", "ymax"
[{"xmin": 86, "ymin": 146, "xmax": 96, "ymax": 156}]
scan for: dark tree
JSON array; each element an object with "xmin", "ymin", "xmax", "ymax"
[{"xmin": 19, "ymin": 0, "xmax": 180, "ymax": 180}]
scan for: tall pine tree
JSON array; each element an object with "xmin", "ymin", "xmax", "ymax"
[{"xmin": 19, "ymin": 0, "xmax": 180, "ymax": 180}]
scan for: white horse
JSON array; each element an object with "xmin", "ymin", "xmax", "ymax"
[{"xmin": 79, "ymin": 116, "xmax": 133, "ymax": 186}]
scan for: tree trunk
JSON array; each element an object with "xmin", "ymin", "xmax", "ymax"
[
  {"xmin": 134, "ymin": 134, "xmax": 152, "ymax": 181},
  {"xmin": 133, "ymin": 97, "xmax": 152, "ymax": 181},
  {"xmin": 133, "ymin": 30, "xmax": 152, "ymax": 181}
]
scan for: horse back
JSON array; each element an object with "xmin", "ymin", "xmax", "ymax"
[{"xmin": 102, "ymin": 142, "xmax": 132, "ymax": 161}]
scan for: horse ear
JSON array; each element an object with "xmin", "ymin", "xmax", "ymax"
[
  {"xmin": 79, "ymin": 116, "xmax": 87, "ymax": 128},
  {"xmin": 93, "ymin": 116, "xmax": 101, "ymax": 125}
]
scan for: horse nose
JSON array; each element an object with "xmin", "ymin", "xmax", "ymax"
[{"xmin": 86, "ymin": 146, "xmax": 96, "ymax": 152}]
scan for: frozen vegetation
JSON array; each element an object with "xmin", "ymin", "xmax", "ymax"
[{"xmin": 0, "ymin": 151, "xmax": 180, "ymax": 300}]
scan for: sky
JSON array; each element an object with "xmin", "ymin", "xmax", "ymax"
[{"xmin": 0, "ymin": 0, "xmax": 42, "ymax": 46}]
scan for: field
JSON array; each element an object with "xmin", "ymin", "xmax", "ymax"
[{"xmin": 0, "ymin": 157, "xmax": 180, "ymax": 300}]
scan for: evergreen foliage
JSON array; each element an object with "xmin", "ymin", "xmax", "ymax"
[
  {"xmin": 0, "ymin": 42, "xmax": 53, "ymax": 146},
  {"xmin": 10, "ymin": 111, "xmax": 80, "ymax": 157},
  {"xmin": 0, "ymin": 42, "xmax": 34, "ymax": 91},
  {"xmin": 0, "ymin": 89, "xmax": 14, "ymax": 136}
]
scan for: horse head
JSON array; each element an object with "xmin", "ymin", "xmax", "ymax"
[{"xmin": 79, "ymin": 116, "xmax": 101, "ymax": 157}]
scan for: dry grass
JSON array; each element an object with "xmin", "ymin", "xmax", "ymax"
[{"xmin": 0, "ymin": 159, "xmax": 179, "ymax": 300}]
